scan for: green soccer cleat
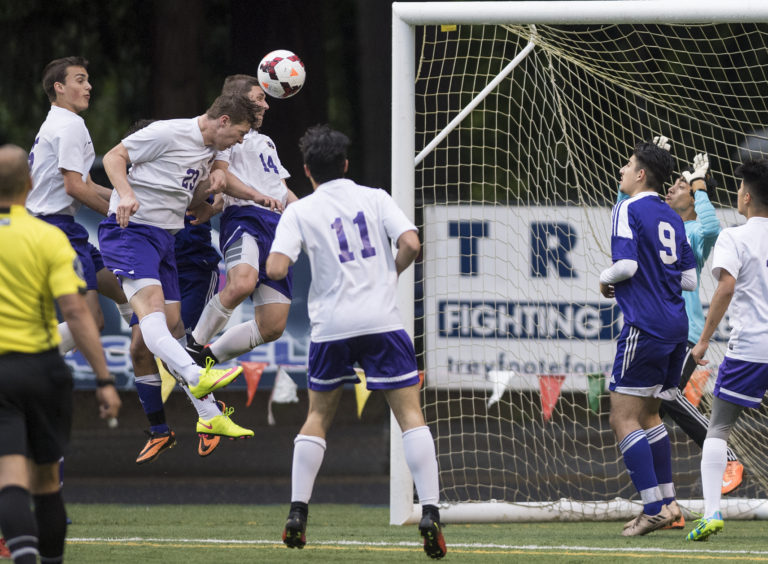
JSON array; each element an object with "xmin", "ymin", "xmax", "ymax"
[
  {"xmin": 686, "ymin": 512, "xmax": 724, "ymax": 541},
  {"xmin": 188, "ymin": 358, "xmax": 242, "ymax": 399},
  {"xmin": 196, "ymin": 404, "xmax": 254, "ymax": 440}
]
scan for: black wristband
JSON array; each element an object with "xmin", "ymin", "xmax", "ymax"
[{"xmin": 96, "ymin": 379, "xmax": 116, "ymax": 388}]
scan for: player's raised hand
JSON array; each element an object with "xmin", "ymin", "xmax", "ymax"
[
  {"xmin": 682, "ymin": 153, "xmax": 709, "ymax": 187},
  {"xmin": 653, "ymin": 135, "xmax": 671, "ymax": 151}
]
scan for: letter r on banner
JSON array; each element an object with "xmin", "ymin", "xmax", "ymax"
[{"xmin": 530, "ymin": 222, "xmax": 577, "ymax": 278}]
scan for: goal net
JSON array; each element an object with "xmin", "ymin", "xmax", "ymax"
[{"xmin": 391, "ymin": 1, "xmax": 768, "ymax": 524}]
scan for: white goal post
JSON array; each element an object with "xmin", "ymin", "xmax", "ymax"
[{"xmin": 391, "ymin": 1, "xmax": 768, "ymax": 525}]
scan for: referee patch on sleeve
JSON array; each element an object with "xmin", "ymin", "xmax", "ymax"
[{"xmin": 73, "ymin": 256, "xmax": 85, "ymax": 282}]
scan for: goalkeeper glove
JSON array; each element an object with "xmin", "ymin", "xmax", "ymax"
[
  {"xmin": 653, "ymin": 135, "xmax": 671, "ymax": 151},
  {"xmin": 682, "ymin": 153, "xmax": 709, "ymax": 186}
]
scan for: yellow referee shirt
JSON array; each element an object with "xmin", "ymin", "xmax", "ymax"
[{"xmin": 0, "ymin": 205, "xmax": 85, "ymax": 355}]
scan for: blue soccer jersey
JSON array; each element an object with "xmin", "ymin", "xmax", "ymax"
[
  {"xmin": 611, "ymin": 192, "xmax": 696, "ymax": 341},
  {"xmin": 174, "ymin": 215, "xmax": 220, "ymax": 271}
]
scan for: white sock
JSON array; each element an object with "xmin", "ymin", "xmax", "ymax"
[
  {"xmin": 402, "ymin": 425, "xmax": 440, "ymax": 506},
  {"xmin": 182, "ymin": 387, "xmax": 221, "ymax": 419},
  {"xmin": 139, "ymin": 312, "xmax": 199, "ymax": 386},
  {"xmin": 174, "ymin": 335, "xmax": 220, "ymax": 418},
  {"xmin": 210, "ymin": 320, "xmax": 264, "ymax": 362},
  {"xmin": 191, "ymin": 294, "xmax": 234, "ymax": 345},
  {"xmin": 134, "ymin": 373, "xmax": 161, "ymax": 386},
  {"xmin": 57, "ymin": 322, "xmax": 76, "ymax": 354},
  {"xmin": 116, "ymin": 302, "xmax": 134, "ymax": 325},
  {"xmin": 291, "ymin": 434, "xmax": 326, "ymax": 504},
  {"xmin": 702, "ymin": 437, "xmax": 728, "ymax": 517}
]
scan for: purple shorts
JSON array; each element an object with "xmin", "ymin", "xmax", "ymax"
[
  {"xmin": 98, "ymin": 215, "xmax": 180, "ymax": 301},
  {"xmin": 220, "ymin": 206, "xmax": 292, "ymax": 299},
  {"xmin": 609, "ymin": 324, "xmax": 686, "ymax": 399},
  {"xmin": 307, "ymin": 329, "xmax": 419, "ymax": 392},
  {"xmin": 715, "ymin": 356, "xmax": 768, "ymax": 408},
  {"xmin": 37, "ymin": 214, "xmax": 99, "ymax": 290}
]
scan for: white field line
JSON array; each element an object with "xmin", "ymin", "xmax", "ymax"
[{"xmin": 67, "ymin": 537, "xmax": 768, "ymax": 555}]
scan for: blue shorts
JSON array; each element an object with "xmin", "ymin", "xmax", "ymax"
[
  {"xmin": 220, "ymin": 206, "xmax": 292, "ymax": 300},
  {"xmin": 714, "ymin": 356, "xmax": 768, "ymax": 408},
  {"xmin": 98, "ymin": 215, "xmax": 180, "ymax": 301},
  {"xmin": 609, "ymin": 324, "xmax": 686, "ymax": 399},
  {"xmin": 307, "ymin": 329, "xmax": 419, "ymax": 392},
  {"xmin": 38, "ymin": 215, "xmax": 99, "ymax": 290},
  {"xmin": 178, "ymin": 264, "xmax": 219, "ymax": 332}
]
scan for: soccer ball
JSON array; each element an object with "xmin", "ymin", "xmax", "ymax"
[{"xmin": 257, "ymin": 50, "xmax": 306, "ymax": 99}]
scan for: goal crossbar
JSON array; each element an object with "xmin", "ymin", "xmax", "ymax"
[{"xmin": 393, "ymin": 1, "xmax": 768, "ymax": 25}]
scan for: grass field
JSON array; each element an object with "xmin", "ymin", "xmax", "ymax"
[{"xmin": 62, "ymin": 503, "xmax": 768, "ymax": 563}]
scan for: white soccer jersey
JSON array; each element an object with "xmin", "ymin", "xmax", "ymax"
[
  {"xmin": 711, "ymin": 216, "xmax": 768, "ymax": 362},
  {"xmin": 108, "ymin": 118, "xmax": 214, "ymax": 230},
  {"xmin": 271, "ymin": 178, "xmax": 417, "ymax": 342},
  {"xmin": 216, "ymin": 130, "xmax": 289, "ymax": 210},
  {"xmin": 26, "ymin": 105, "xmax": 95, "ymax": 216}
]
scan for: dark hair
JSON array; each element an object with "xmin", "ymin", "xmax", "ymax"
[
  {"xmin": 42, "ymin": 56, "xmax": 88, "ymax": 103},
  {"xmin": 123, "ymin": 119, "xmax": 156, "ymax": 139},
  {"xmin": 298, "ymin": 125, "xmax": 349, "ymax": 185},
  {"xmin": 221, "ymin": 74, "xmax": 261, "ymax": 97},
  {"xmin": 734, "ymin": 159, "xmax": 768, "ymax": 208},
  {"xmin": 205, "ymin": 94, "xmax": 259, "ymax": 129},
  {"xmin": 0, "ymin": 145, "xmax": 31, "ymax": 199},
  {"xmin": 633, "ymin": 141, "xmax": 674, "ymax": 191}
]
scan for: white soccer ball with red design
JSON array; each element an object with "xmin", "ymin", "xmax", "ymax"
[{"xmin": 257, "ymin": 50, "xmax": 306, "ymax": 99}]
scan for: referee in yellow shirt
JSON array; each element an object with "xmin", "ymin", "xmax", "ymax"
[{"xmin": 0, "ymin": 145, "xmax": 120, "ymax": 564}]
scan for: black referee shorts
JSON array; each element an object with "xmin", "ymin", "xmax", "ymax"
[{"xmin": 0, "ymin": 348, "xmax": 73, "ymax": 464}]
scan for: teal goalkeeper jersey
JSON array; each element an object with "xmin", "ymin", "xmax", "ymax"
[{"xmin": 683, "ymin": 190, "xmax": 721, "ymax": 344}]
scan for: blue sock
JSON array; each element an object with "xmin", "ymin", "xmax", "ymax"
[
  {"xmin": 135, "ymin": 379, "xmax": 169, "ymax": 434},
  {"xmin": 619, "ymin": 429, "xmax": 663, "ymax": 515},
  {"xmin": 646, "ymin": 423, "xmax": 674, "ymax": 505}
]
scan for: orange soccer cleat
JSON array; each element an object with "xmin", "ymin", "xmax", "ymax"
[{"xmin": 722, "ymin": 460, "xmax": 744, "ymax": 495}]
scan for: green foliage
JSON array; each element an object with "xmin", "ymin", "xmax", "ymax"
[{"xmin": 0, "ymin": 0, "xmax": 153, "ymax": 149}]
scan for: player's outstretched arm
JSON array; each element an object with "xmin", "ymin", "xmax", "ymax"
[
  {"xmin": 62, "ymin": 169, "xmax": 110, "ymax": 215},
  {"xmin": 213, "ymin": 160, "xmax": 285, "ymax": 212},
  {"xmin": 57, "ymin": 292, "xmax": 121, "ymax": 419},
  {"xmin": 103, "ymin": 142, "xmax": 138, "ymax": 227},
  {"xmin": 691, "ymin": 269, "xmax": 735, "ymax": 365},
  {"xmin": 395, "ymin": 230, "xmax": 420, "ymax": 276}
]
